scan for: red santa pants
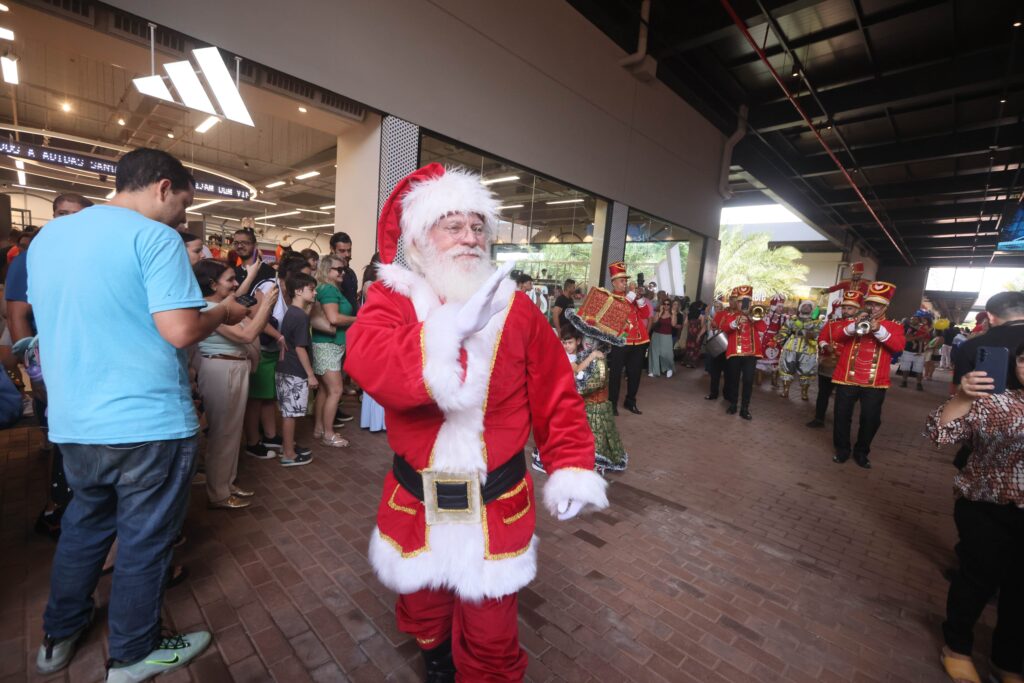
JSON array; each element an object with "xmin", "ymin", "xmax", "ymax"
[{"xmin": 395, "ymin": 588, "xmax": 527, "ymax": 682}]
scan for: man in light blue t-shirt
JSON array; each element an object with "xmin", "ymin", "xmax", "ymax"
[{"xmin": 29, "ymin": 148, "xmax": 248, "ymax": 681}]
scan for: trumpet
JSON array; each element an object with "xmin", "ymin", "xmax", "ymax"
[
  {"xmin": 751, "ymin": 305, "xmax": 765, "ymax": 322},
  {"xmin": 854, "ymin": 309, "xmax": 872, "ymax": 335}
]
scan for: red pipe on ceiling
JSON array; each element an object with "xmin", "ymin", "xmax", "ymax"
[{"xmin": 718, "ymin": 0, "xmax": 912, "ymax": 266}]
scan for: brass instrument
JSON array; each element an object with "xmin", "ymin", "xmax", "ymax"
[
  {"xmin": 854, "ymin": 309, "xmax": 872, "ymax": 335},
  {"xmin": 751, "ymin": 305, "xmax": 765, "ymax": 321}
]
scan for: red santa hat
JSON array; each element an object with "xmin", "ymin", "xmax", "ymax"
[{"xmin": 376, "ymin": 163, "xmax": 501, "ymax": 265}]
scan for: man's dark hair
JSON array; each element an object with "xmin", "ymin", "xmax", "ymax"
[
  {"xmin": 52, "ymin": 193, "xmax": 92, "ymax": 212},
  {"xmin": 179, "ymin": 231, "xmax": 201, "ymax": 244},
  {"xmin": 330, "ymin": 232, "xmax": 352, "ymax": 248},
  {"xmin": 233, "ymin": 227, "xmax": 256, "ymax": 243},
  {"xmin": 193, "ymin": 259, "xmax": 230, "ymax": 296},
  {"xmin": 277, "ymin": 252, "xmax": 309, "ymax": 281},
  {"xmin": 115, "ymin": 148, "xmax": 195, "ymax": 193},
  {"xmin": 985, "ymin": 291, "xmax": 1024, "ymax": 319},
  {"xmin": 564, "ymin": 279, "xmax": 576, "ymax": 289},
  {"xmin": 285, "ymin": 273, "xmax": 317, "ymax": 299},
  {"xmin": 516, "ymin": 273, "xmax": 533, "ymax": 286},
  {"xmin": 300, "ymin": 248, "xmax": 319, "ymax": 262}
]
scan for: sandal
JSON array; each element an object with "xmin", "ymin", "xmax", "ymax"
[
  {"xmin": 321, "ymin": 434, "xmax": 349, "ymax": 448},
  {"xmin": 940, "ymin": 648, "xmax": 981, "ymax": 683},
  {"xmin": 312, "ymin": 428, "xmax": 324, "ymax": 440}
]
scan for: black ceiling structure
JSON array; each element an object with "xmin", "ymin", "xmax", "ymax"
[{"xmin": 568, "ymin": 0, "xmax": 1024, "ymax": 268}]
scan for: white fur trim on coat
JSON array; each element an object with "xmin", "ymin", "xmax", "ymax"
[
  {"xmin": 542, "ymin": 467, "xmax": 610, "ymax": 516},
  {"xmin": 400, "ymin": 167, "xmax": 501, "ymax": 244}
]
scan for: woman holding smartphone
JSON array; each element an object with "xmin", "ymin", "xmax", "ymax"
[
  {"xmin": 194, "ymin": 260, "xmax": 278, "ymax": 509},
  {"xmin": 927, "ymin": 342, "xmax": 1024, "ymax": 683}
]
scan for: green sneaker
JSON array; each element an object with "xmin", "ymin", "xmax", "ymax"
[{"xmin": 105, "ymin": 631, "xmax": 211, "ymax": 682}]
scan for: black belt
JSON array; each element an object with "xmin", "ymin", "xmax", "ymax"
[{"xmin": 392, "ymin": 451, "xmax": 525, "ymax": 510}]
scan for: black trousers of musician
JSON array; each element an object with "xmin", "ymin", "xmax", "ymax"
[
  {"xmin": 944, "ymin": 497, "xmax": 1024, "ymax": 674},
  {"xmin": 608, "ymin": 343, "xmax": 648, "ymax": 408},
  {"xmin": 832, "ymin": 385, "xmax": 886, "ymax": 458},
  {"xmin": 813, "ymin": 374, "xmax": 836, "ymax": 422},
  {"xmin": 706, "ymin": 353, "xmax": 727, "ymax": 399},
  {"xmin": 724, "ymin": 356, "xmax": 757, "ymax": 410}
]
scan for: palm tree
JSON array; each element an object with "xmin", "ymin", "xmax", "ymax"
[{"xmin": 715, "ymin": 227, "xmax": 808, "ymax": 298}]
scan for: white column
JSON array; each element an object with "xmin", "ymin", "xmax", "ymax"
[{"xmin": 333, "ymin": 112, "xmax": 383, "ymax": 277}]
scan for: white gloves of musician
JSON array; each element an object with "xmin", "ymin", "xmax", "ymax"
[
  {"xmin": 625, "ymin": 291, "xmax": 637, "ymax": 303},
  {"xmin": 453, "ymin": 261, "xmax": 517, "ymax": 342},
  {"xmin": 556, "ymin": 499, "xmax": 585, "ymax": 521}
]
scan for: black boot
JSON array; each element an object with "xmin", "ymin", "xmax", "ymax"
[
  {"xmin": 726, "ymin": 403, "xmax": 738, "ymax": 415},
  {"xmin": 422, "ymin": 639, "xmax": 456, "ymax": 683}
]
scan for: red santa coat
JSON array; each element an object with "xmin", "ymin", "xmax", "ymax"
[
  {"xmin": 829, "ymin": 320, "xmax": 905, "ymax": 388},
  {"xmin": 714, "ymin": 310, "xmax": 768, "ymax": 358},
  {"xmin": 344, "ymin": 264, "xmax": 608, "ymax": 601}
]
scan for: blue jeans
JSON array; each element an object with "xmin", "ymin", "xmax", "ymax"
[{"xmin": 43, "ymin": 437, "xmax": 198, "ymax": 663}]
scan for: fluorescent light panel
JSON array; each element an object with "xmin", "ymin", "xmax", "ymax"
[
  {"xmin": 132, "ymin": 75, "xmax": 174, "ymax": 102},
  {"xmin": 297, "ymin": 223, "xmax": 334, "ymax": 230},
  {"xmin": 13, "ymin": 184, "xmax": 54, "ymax": 193},
  {"xmin": 297, "ymin": 208, "xmax": 329, "ymax": 215},
  {"xmin": 499, "ymin": 204, "xmax": 524, "ymax": 210},
  {"xmin": 195, "ymin": 115, "xmax": 220, "ymax": 134},
  {"xmin": 248, "ymin": 198, "xmax": 276, "ymax": 205},
  {"xmin": 16, "ymin": 169, "xmax": 25, "ymax": 184},
  {"xmin": 265, "ymin": 180, "xmax": 286, "ymax": 188},
  {"xmin": 211, "ymin": 215, "xmax": 240, "ymax": 221},
  {"xmin": 1, "ymin": 54, "xmax": 17, "ymax": 85},
  {"xmin": 546, "ymin": 198, "xmax": 584, "ymax": 205},
  {"xmin": 481, "ymin": 175, "xmax": 519, "ymax": 186},
  {"xmin": 294, "ymin": 170, "xmax": 320, "ymax": 180},
  {"xmin": 192, "ymin": 47, "xmax": 254, "ymax": 126},
  {"xmin": 0, "ymin": 27, "xmax": 13, "ymax": 41},
  {"xmin": 164, "ymin": 61, "xmax": 217, "ymax": 115},
  {"xmin": 14, "ymin": 159, "xmax": 23, "ymax": 169},
  {"xmin": 260, "ymin": 210, "xmax": 301, "ymax": 219},
  {"xmin": 190, "ymin": 199, "xmax": 222, "ymax": 211},
  {"xmin": 319, "ymin": 204, "xmax": 335, "ymax": 210}
]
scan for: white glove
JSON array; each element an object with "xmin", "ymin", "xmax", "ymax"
[
  {"xmin": 625, "ymin": 291, "xmax": 637, "ymax": 303},
  {"xmin": 453, "ymin": 261, "xmax": 516, "ymax": 341},
  {"xmin": 556, "ymin": 499, "xmax": 584, "ymax": 521},
  {"xmin": 636, "ymin": 297, "xmax": 647, "ymax": 307}
]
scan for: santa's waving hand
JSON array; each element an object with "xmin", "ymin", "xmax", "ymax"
[{"xmin": 344, "ymin": 164, "xmax": 609, "ymax": 683}]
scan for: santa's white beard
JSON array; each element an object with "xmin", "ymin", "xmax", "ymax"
[{"xmin": 408, "ymin": 241, "xmax": 494, "ymax": 303}]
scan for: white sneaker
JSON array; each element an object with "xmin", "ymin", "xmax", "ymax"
[
  {"xmin": 648, "ymin": 373, "xmax": 655, "ymax": 378},
  {"xmin": 106, "ymin": 631, "xmax": 211, "ymax": 682},
  {"xmin": 666, "ymin": 370, "xmax": 673, "ymax": 378}
]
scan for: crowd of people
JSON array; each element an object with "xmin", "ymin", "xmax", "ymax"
[{"xmin": 3, "ymin": 146, "xmax": 1023, "ymax": 682}]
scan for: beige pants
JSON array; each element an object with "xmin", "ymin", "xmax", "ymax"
[{"xmin": 198, "ymin": 357, "xmax": 249, "ymax": 503}]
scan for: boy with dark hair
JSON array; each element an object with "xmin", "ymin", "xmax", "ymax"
[{"xmin": 275, "ymin": 273, "xmax": 318, "ymax": 467}]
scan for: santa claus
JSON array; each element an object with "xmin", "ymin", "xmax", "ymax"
[{"xmin": 344, "ymin": 164, "xmax": 609, "ymax": 682}]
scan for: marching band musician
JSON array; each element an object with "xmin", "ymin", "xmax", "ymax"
[
  {"xmin": 807, "ymin": 290, "xmax": 862, "ymax": 428},
  {"xmin": 716, "ymin": 285, "xmax": 767, "ymax": 420},
  {"xmin": 606, "ymin": 261, "xmax": 651, "ymax": 416},
  {"xmin": 829, "ymin": 282, "xmax": 905, "ymax": 468}
]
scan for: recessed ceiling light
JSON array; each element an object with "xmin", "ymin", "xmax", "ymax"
[
  {"xmin": 545, "ymin": 198, "xmax": 585, "ymax": 205},
  {"xmin": 1, "ymin": 54, "xmax": 18, "ymax": 85},
  {"xmin": 295, "ymin": 170, "xmax": 320, "ymax": 180},
  {"xmin": 1000, "ymin": 98, "xmax": 1007, "ymax": 104},
  {"xmin": 166, "ymin": 132, "xmax": 175, "ymax": 139},
  {"xmin": 1015, "ymin": 21, "xmax": 1022, "ymax": 27},
  {"xmin": 0, "ymin": 27, "xmax": 13, "ymax": 40},
  {"xmin": 0, "ymin": 5, "xmax": 9, "ymax": 11},
  {"xmin": 318, "ymin": 204, "xmax": 335, "ymax": 210},
  {"xmin": 116, "ymin": 117, "xmax": 126, "ymax": 126},
  {"xmin": 792, "ymin": 71, "xmax": 799, "ymax": 78},
  {"xmin": 61, "ymin": 102, "xmax": 72, "ymax": 113},
  {"xmin": 298, "ymin": 106, "xmax": 307, "ymax": 113},
  {"xmin": 265, "ymin": 180, "xmax": 286, "ymax": 188}
]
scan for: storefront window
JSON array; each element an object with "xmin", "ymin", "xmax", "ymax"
[
  {"xmin": 624, "ymin": 209, "xmax": 699, "ymax": 295},
  {"xmin": 420, "ymin": 133, "xmax": 600, "ymax": 284}
]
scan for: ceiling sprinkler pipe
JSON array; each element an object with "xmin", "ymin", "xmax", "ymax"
[
  {"xmin": 719, "ymin": 104, "xmax": 748, "ymax": 200},
  {"xmin": 619, "ymin": 0, "xmax": 651, "ymax": 68},
  {"xmin": 718, "ymin": 0, "xmax": 911, "ymax": 265}
]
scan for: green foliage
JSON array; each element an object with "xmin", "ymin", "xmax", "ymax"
[
  {"xmin": 715, "ymin": 226, "xmax": 808, "ymax": 298},
  {"xmin": 624, "ymin": 242, "xmax": 689, "ymax": 286}
]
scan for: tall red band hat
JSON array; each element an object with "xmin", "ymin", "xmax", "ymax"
[
  {"xmin": 376, "ymin": 163, "xmax": 500, "ymax": 265},
  {"xmin": 864, "ymin": 281, "xmax": 896, "ymax": 305},
  {"xmin": 608, "ymin": 261, "xmax": 628, "ymax": 280},
  {"xmin": 851, "ymin": 261, "xmax": 865, "ymax": 275},
  {"xmin": 841, "ymin": 290, "xmax": 864, "ymax": 308},
  {"xmin": 730, "ymin": 285, "xmax": 753, "ymax": 298}
]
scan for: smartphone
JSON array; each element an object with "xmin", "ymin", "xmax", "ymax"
[
  {"xmin": 740, "ymin": 297, "xmax": 751, "ymax": 312},
  {"xmin": 235, "ymin": 294, "xmax": 258, "ymax": 307},
  {"xmin": 976, "ymin": 346, "xmax": 1009, "ymax": 394}
]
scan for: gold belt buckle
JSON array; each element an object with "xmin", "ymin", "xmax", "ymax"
[{"xmin": 420, "ymin": 470, "xmax": 481, "ymax": 526}]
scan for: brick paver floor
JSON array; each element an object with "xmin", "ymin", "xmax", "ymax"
[{"xmin": 0, "ymin": 364, "xmax": 985, "ymax": 682}]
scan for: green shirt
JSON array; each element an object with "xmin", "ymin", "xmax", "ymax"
[{"xmin": 312, "ymin": 283, "xmax": 353, "ymax": 345}]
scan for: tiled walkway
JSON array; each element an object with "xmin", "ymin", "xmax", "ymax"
[{"xmin": 0, "ymin": 365, "xmax": 980, "ymax": 682}]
